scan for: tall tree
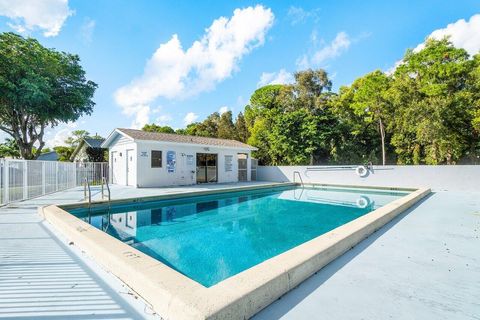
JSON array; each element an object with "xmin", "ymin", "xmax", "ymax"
[
  {"xmin": 470, "ymin": 54, "xmax": 480, "ymax": 161},
  {"xmin": 389, "ymin": 38, "xmax": 475, "ymax": 164},
  {"xmin": 268, "ymin": 108, "xmax": 319, "ymax": 165},
  {"xmin": 245, "ymin": 70, "xmax": 338, "ymax": 165},
  {"xmin": 291, "ymin": 69, "xmax": 337, "ymax": 164},
  {"xmin": 195, "ymin": 112, "xmax": 220, "ymax": 137},
  {"xmin": 335, "ymin": 70, "xmax": 392, "ymax": 165},
  {"xmin": 217, "ymin": 111, "xmax": 236, "ymax": 139},
  {"xmin": 0, "ymin": 33, "xmax": 97, "ymax": 159},
  {"xmin": 235, "ymin": 112, "xmax": 249, "ymax": 142}
]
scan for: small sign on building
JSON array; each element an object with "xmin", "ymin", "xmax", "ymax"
[{"xmin": 167, "ymin": 151, "xmax": 176, "ymax": 173}]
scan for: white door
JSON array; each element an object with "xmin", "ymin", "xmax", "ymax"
[
  {"xmin": 111, "ymin": 151, "xmax": 118, "ymax": 184},
  {"xmin": 126, "ymin": 149, "xmax": 135, "ymax": 186}
]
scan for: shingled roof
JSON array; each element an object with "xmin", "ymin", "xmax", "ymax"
[
  {"xmin": 84, "ymin": 138, "xmax": 105, "ymax": 148},
  {"xmin": 112, "ymin": 128, "xmax": 256, "ymax": 150}
]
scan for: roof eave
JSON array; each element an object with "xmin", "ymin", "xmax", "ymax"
[
  {"xmin": 135, "ymin": 139, "xmax": 256, "ymax": 151},
  {"xmin": 101, "ymin": 129, "xmax": 134, "ymax": 148}
]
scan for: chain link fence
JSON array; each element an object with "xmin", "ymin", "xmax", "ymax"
[{"xmin": 0, "ymin": 159, "xmax": 108, "ymax": 205}]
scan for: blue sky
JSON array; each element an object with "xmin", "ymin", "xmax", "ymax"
[{"xmin": 0, "ymin": 0, "xmax": 479, "ymax": 146}]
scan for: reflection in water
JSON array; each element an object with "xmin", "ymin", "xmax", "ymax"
[{"xmin": 77, "ymin": 187, "xmax": 405, "ymax": 287}]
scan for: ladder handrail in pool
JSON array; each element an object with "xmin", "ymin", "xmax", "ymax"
[
  {"xmin": 83, "ymin": 177, "xmax": 91, "ymax": 207},
  {"xmin": 293, "ymin": 171, "xmax": 304, "ymax": 187},
  {"xmin": 101, "ymin": 177, "xmax": 111, "ymax": 204}
]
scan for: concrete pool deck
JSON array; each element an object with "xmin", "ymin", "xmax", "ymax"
[{"xmin": 1, "ymin": 182, "xmax": 479, "ymax": 319}]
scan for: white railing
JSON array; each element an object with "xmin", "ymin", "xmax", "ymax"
[{"xmin": 0, "ymin": 159, "xmax": 108, "ymax": 205}]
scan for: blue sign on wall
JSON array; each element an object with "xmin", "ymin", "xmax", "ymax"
[{"xmin": 167, "ymin": 151, "xmax": 176, "ymax": 173}]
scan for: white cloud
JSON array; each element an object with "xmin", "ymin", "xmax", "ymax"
[
  {"xmin": 257, "ymin": 68, "xmax": 294, "ymax": 87},
  {"xmin": 44, "ymin": 121, "xmax": 78, "ymax": 147},
  {"xmin": 219, "ymin": 106, "xmax": 229, "ymax": 114},
  {"xmin": 414, "ymin": 14, "xmax": 480, "ymax": 56},
  {"xmin": 184, "ymin": 112, "xmax": 199, "ymax": 125},
  {"xmin": 287, "ymin": 6, "xmax": 320, "ymax": 26},
  {"xmin": 298, "ymin": 31, "xmax": 351, "ymax": 68},
  {"xmin": 155, "ymin": 115, "xmax": 172, "ymax": 125},
  {"xmin": 80, "ymin": 18, "xmax": 95, "ymax": 44},
  {"xmin": 0, "ymin": 0, "xmax": 73, "ymax": 37},
  {"xmin": 114, "ymin": 5, "xmax": 274, "ymax": 128},
  {"xmin": 150, "ymin": 106, "xmax": 172, "ymax": 124}
]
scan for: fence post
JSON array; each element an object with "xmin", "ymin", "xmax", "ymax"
[
  {"xmin": 23, "ymin": 161, "xmax": 28, "ymax": 200},
  {"xmin": 4, "ymin": 159, "xmax": 9, "ymax": 204},
  {"xmin": 42, "ymin": 161, "xmax": 46, "ymax": 194},
  {"xmin": 0, "ymin": 159, "xmax": 4, "ymax": 205},
  {"xmin": 55, "ymin": 161, "xmax": 58, "ymax": 192},
  {"xmin": 73, "ymin": 162, "xmax": 77, "ymax": 187}
]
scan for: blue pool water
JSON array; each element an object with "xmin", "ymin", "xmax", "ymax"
[{"xmin": 70, "ymin": 186, "xmax": 408, "ymax": 287}]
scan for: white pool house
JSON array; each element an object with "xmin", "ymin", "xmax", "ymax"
[{"xmin": 101, "ymin": 128, "xmax": 258, "ymax": 187}]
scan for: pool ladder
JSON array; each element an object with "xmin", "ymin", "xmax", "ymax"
[
  {"xmin": 84, "ymin": 178, "xmax": 92, "ymax": 208},
  {"xmin": 293, "ymin": 171, "xmax": 304, "ymax": 187},
  {"xmin": 101, "ymin": 177, "xmax": 111, "ymax": 203},
  {"xmin": 84, "ymin": 177, "xmax": 111, "ymax": 208}
]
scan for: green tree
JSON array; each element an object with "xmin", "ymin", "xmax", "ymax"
[
  {"xmin": 0, "ymin": 138, "xmax": 20, "ymax": 158},
  {"xmin": 142, "ymin": 123, "xmax": 175, "ymax": 133},
  {"xmin": 268, "ymin": 108, "xmax": 319, "ymax": 165},
  {"xmin": 291, "ymin": 70, "xmax": 338, "ymax": 164},
  {"xmin": 245, "ymin": 84, "xmax": 287, "ymax": 164},
  {"xmin": 245, "ymin": 69, "xmax": 338, "ymax": 165},
  {"xmin": 65, "ymin": 130, "xmax": 90, "ymax": 148},
  {"xmin": 334, "ymin": 70, "xmax": 392, "ymax": 165},
  {"xmin": 293, "ymin": 69, "xmax": 332, "ymax": 112},
  {"xmin": 53, "ymin": 146, "xmax": 74, "ymax": 161},
  {"xmin": 469, "ymin": 54, "xmax": 480, "ymax": 162},
  {"xmin": 195, "ymin": 112, "xmax": 220, "ymax": 137},
  {"xmin": 217, "ymin": 111, "xmax": 236, "ymax": 139},
  {"xmin": 0, "ymin": 33, "xmax": 97, "ymax": 159},
  {"xmin": 389, "ymin": 38, "xmax": 476, "ymax": 164},
  {"xmin": 176, "ymin": 123, "xmax": 200, "ymax": 136},
  {"xmin": 247, "ymin": 117, "xmax": 272, "ymax": 164},
  {"xmin": 235, "ymin": 112, "xmax": 249, "ymax": 142}
]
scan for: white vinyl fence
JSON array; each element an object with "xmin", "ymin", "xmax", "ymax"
[{"xmin": 0, "ymin": 159, "xmax": 108, "ymax": 205}]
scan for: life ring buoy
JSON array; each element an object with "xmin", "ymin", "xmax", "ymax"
[
  {"xmin": 356, "ymin": 196, "xmax": 370, "ymax": 209},
  {"xmin": 355, "ymin": 165, "xmax": 369, "ymax": 177}
]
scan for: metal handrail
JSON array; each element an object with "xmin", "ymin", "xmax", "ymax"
[
  {"xmin": 83, "ymin": 178, "xmax": 91, "ymax": 207},
  {"xmin": 293, "ymin": 171, "xmax": 304, "ymax": 187},
  {"xmin": 101, "ymin": 177, "xmax": 111, "ymax": 202}
]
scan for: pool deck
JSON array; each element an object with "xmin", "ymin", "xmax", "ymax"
[{"xmin": 1, "ymin": 182, "xmax": 479, "ymax": 319}]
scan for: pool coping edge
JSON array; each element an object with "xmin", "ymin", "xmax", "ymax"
[{"xmin": 40, "ymin": 184, "xmax": 430, "ymax": 320}]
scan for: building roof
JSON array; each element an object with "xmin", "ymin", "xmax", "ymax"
[
  {"xmin": 102, "ymin": 128, "xmax": 257, "ymax": 150},
  {"xmin": 70, "ymin": 137, "xmax": 106, "ymax": 161},
  {"xmin": 37, "ymin": 151, "xmax": 59, "ymax": 161},
  {"xmin": 84, "ymin": 138, "xmax": 105, "ymax": 148}
]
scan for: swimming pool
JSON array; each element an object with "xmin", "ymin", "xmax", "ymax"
[{"xmin": 69, "ymin": 186, "xmax": 409, "ymax": 287}]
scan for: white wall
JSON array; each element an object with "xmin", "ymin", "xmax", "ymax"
[
  {"xmin": 257, "ymin": 165, "xmax": 480, "ymax": 191},
  {"xmin": 134, "ymin": 141, "xmax": 251, "ymax": 188},
  {"xmin": 109, "ymin": 136, "xmax": 136, "ymax": 186}
]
